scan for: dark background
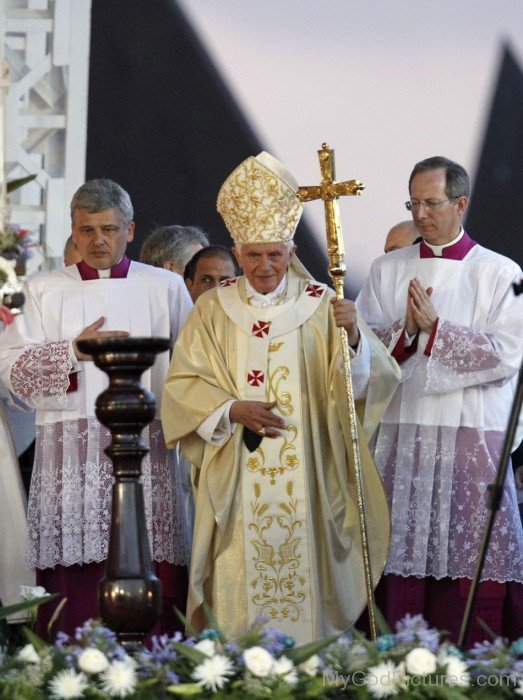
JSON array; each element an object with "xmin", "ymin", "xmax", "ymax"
[{"xmin": 86, "ymin": 1, "xmax": 523, "ymax": 288}]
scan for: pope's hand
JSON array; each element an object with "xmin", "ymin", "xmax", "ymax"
[
  {"xmin": 331, "ymin": 298, "xmax": 360, "ymax": 347},
  {"xmin": 230, "ymin": 400, "xmax": 285, "ymax": 438},
  {"xmin": 73, "ymin": 316, "xmax": 129, "ymax": 361}
]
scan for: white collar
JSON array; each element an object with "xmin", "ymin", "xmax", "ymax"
[
  {"xmin": 424, "ymin": 227, "xmax": 464, "ymax": 257},
  {"xmin": 245, "ymin": 276, "xmax": 287, "ymax": 307}
]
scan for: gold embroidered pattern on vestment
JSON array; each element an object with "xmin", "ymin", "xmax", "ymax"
[{"xmin": 249, "ymin": 480, "xmax": 306, "ymax": 622}]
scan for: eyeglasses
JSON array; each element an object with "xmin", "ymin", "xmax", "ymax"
[{"xmin": 405, "ymin": 198, "xmax": 455, "ymax": 212}]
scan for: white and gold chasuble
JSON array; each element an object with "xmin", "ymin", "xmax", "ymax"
[
  {"xmin": 162, "ymin": 271, "xmax": 400, "ymax": 643},
  {"xmin": 218, "ymin": 278, "xmax": 327, "ymax": 640}
]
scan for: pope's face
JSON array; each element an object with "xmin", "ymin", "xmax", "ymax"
[
  {"xmin": 186, "ymin": 254, "xmax": 237, "ymax": 302},
  {"xmin": 72, "ymin": 207, "xmax": 134, "ymax": 270},
  {"xmin": 409, "ymin": 168, "xmax": 467, "ymax": 246},
  {"xmin": 234, "ymin": 242, "xmax": 296, "ymax": 294}
]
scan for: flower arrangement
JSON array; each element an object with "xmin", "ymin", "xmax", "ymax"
[
  {"xmin": 0, "ymin": 253, "xmax": 23, "ymax": 313},
  {"xmin": 0, "ymin": 223, "xmax": 36, "ymax": 275},
  {"xmin": 0, "ymin": 173, "xmax": 38, "ymax": 276},
  {"xmin": 0, "ymin": 174, "xmax": 37, "ymax": 317},
  {"xmin": 1, "ymin": 589, "xmax": 523, "ymax": 700}
]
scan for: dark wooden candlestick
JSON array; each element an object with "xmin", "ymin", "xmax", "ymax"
[{"xmin": 75, "ymin": 336, "xmax": 170, "ymax": 650}]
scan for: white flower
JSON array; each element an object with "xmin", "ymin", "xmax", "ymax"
[
  {"xmin": 516, "ymin": 678, "xmax": 523, "ymax": 696},
  {"xmin": 78, "ymin": 647, "xmax": 109, "ymax": 674},
  {"xmin": 444, "ymin": 656, "xmax": 470, "ymax": 687},
  {"xmin": 20, "ymin": 584, "xmax": 48, "ymax": 601},
  {"xmin": 0, "ymin": 256, "xmax": 19, "ymax": 288},
  {"xmin": 17, "ymin": 643, "xmax": 40, "ymax": 664},
  {"xmin": 243, "ymin": 645, "xmax": 275, "ymax": 677},
  {"xmin": 273, "ymin": 656, "xmax": 298, "ymax": 685},
  {"xmin": 193, "ymin": 638, "xmax": 217, "ymax": 657},
  {"xmin": 299, "ymin": 653, "xmax": 321, "ymax": 676},
  {"xmin": 48, "ymin": 669, "xmax": 88, "ymax": 699},
  {"xmin": 100, "ymin": 659, "xmax": 137, "ymax": 697},
  {"xmin": 192, "ymin": 653, "xmax": 234, "ymax": 692},
  {"xmin": 405, "ymin": 647, "xmax": 437, "ymax": 676},
  {"xmin": 366, "ymin": 660, "xmax": 406, "ymax": 698}
]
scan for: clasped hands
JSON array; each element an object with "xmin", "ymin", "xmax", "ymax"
[
  {"xmin": 73, "ymin": 316, "xmax": 129, "ymax": 361},
  {"xmin": 405, "ymin": 278, "xmax": 437, "ymax": 336}
]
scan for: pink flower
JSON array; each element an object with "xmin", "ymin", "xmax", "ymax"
[{"xmin": 0, "ymin": 305, "xmax": 14, "ymax": 327}]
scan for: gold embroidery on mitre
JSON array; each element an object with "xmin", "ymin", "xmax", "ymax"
[
  {"xmin": 249, "ymin": 480, "xmax": 307, "ymax": 622},
  {"xmin": 216, "ymin": 153, "xmax": 303, "ymax": 245}
]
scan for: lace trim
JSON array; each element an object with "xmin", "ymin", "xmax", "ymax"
[
  {"xmin": 11, "ymin": 340, "xmax": 73, "ymax": 408},
  {"xmin": 426, "ymin": 319, "xmax": 509, "ymax": 394},
  {"xmin": 27, "ymin": 418, "xmax": 190, "ymax": 569},
  {"xmin": 374, "ymin": 319, "xmax": 403, "ymax": 349},
  {"xmin": 371, "ymin": 424, "xmax": 523, "ymax": 583}
]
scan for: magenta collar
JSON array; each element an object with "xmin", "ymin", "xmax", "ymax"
[
  {"xmin": 419, "ymin": 232, "xmax": 477, "ymax": 260},
  {"xmin": 76, "ymin": 255, "xmax": 131, "ymax": 280}
]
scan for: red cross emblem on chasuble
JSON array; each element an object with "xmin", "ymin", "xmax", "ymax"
[
  {"xmin": 251, "ymin": 320, "xmax": 271, "ymax": 338},
  {"xmin": 305, "ymin": 283, "xmax": 324, "ymax": 298},
  {"xmin": 219, "ymin": 278, "xmax": 237, "ymax": 287},
  {"xmin": 247, "ymin": 370, "xmax": 265, "ymax": 386}
]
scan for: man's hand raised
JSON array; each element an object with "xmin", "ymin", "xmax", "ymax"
[{"xmin": 73, "ymin": 316, "xmax": 129, "ymax": 361}]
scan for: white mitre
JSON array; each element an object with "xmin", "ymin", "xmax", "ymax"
[{"xmin": 216, "ymin": 151, "xmax": 303, "ymax": 245}]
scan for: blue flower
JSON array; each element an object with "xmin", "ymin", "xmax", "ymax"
[
  {"xmin": 375, "ymin": 634, "xmax": 395, "ymax": 652},
  {"xmin": 201, "ymin": 629, "xmax": 219, "ymax": 640},
  {"xmin": 511, "ymin": 638, "xmax": 523, "ymax": 656}
]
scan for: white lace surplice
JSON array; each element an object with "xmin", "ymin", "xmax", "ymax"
[
  {"xmin": 0, "ymin": 263, "xmax": 193, "ymax": 569},
  {"xmin": 357, "ymin": 244, "xmax": 523, "ymax": 583},
  {"xmin": 29, "ymin": 418, "xmax": 188, "ymax": 569}
]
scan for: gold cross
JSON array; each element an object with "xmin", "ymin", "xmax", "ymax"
[{"xmin": 297, "ymin": 143, "xmax": 364, "ymax": 292}]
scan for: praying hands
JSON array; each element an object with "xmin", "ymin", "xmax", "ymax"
[{"xmin": 406, "ymin": 277, "xmax": 437, "ymax": 335}]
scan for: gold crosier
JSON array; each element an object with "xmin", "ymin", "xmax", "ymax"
[{"xmin": 297, "ymin": 143, "xmax": 378, "ymax": 640}]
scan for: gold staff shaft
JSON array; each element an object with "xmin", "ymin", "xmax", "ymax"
[{"xmin": 298, "ymin": 144, "xmax": 378, "ymax": 639}]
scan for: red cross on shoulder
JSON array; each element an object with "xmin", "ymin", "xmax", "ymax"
[
  {"xmin": 251, "ymin": 320, "xmax": 271, "ymax": 337},
  {"xmin": 247, "ymin": 370, "xmax": 265, "ymax": 386},
  {"xmin": 305, "ymin": 283, "xmax": 324, "ymax": 298},
  {"xmin": 219, "ymin": 278, "xmax": 237, "ymax": 287}
]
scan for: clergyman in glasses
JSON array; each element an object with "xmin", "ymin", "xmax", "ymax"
[{"xmin": 356, "ymin": 156, "xmax": 523, "ymax": 644}]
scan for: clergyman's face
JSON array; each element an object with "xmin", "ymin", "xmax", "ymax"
[
  {"xmin": 233, "ymin": 242, "xmax": 296, "ymax": 294},
  {"xmin": 186, "ymin": 254, "xmax": 237, "ymax": 302},
  {"xmin": 71, "ymin": 207, "xmax": 134, "ymax": 269},
  {"xmin": 409, "ymin": 168, "xmax": 467, "ymax": 246}
]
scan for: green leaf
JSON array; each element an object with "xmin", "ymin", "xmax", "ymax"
[
  {"xmin": 170, "ymin": 641, "xmax": 209, "ymax": 666},
  {"xmin": 47, "ymin": 596, "xmax": 68, "ymax": 636},
  {"xmin": 6, "ymin": 174, "xmax": 37, "ymax": 193},
  {"xmin": 173, "ymin": 606, "xmax": 199, "ymax": 639},
  {"xmin": 202, "ymin": 602, "xmax": 228, "ymax": 643},
  {"xmin": 167, "ymin": 683, "xmax": 203, "ymax": 696},
  {"xmin": 0, "ymin": 594, "xmax": 58, "ymax": 620},
  {"xmin": 23, "ymin": 627, "xmax": 47, "ymax": 652},
  {"xmin": 475, "ymin": 615, "xmax": 497, "ymax": 640},
  {"xmin": 284, "ymin": 633, "xmax": 339, "ymax": 665},
  {"xmin": 374, "ymin": 603, "xmax": 392, "ymax": 636}
]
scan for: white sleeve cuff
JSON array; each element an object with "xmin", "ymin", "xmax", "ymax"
[
  {"xmin": 339, "ymin": 329, "xmax": 371, "ymax": 399},
  {"xmin": 196, "ymin": 399, "xmax": 236, "ymax": 445}
]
